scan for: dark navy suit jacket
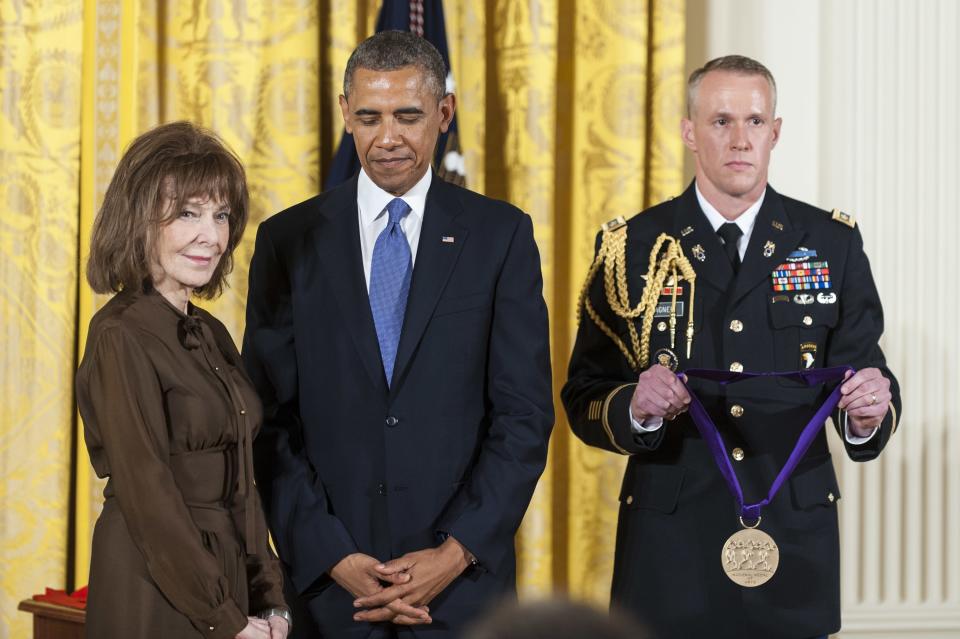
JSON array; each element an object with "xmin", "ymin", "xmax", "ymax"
[{"xmin": 243, "ymin": 174, "xmax": 553, "ymax": 637}]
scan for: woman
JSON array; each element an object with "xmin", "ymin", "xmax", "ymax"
[{"xmin": 76, "ymin": 121, "xmax": 290, "ymax": 639}]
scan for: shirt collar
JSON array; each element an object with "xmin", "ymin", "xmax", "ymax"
[
  {"xmin": 358, "ymin": 168, "xmax": 432, "ymax": 226},
  {"xmin": 694, "ymin": 181, "xmax": 765, "ymax": 237}
]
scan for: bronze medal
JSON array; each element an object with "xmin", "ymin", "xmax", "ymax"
[{"xmin": 721, "ymin": 526, "xmax": 779, "ymax": 587}]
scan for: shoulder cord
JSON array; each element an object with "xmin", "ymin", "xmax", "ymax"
[{"xmin": 577, "ymin": 230, "xmax": 697, "ymax": 371}]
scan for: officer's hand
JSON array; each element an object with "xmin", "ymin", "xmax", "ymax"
[
  {"xmin": 838, "ymin": 368, "xmax": 891, "ymax": 436},
  {"xmin": 630, "ymin": 365, "xmax": 690, "ymax": 422}
]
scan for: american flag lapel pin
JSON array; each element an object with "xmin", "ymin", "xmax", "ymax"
[{"xmin": 442, "ymin": 236, "xmax": 455, "ymax": 243}]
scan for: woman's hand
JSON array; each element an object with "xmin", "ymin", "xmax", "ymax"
[
  {"xmin": 267, "ymin": 615, "xmax": 290, "ymax": 639},
  {"xmin": 235, "ymin": 617, "xmax": 271, "ymax": 639}
]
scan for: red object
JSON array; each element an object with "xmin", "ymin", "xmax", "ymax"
[{"xmin": 32, "ymin": 586, "xmax": 88, "ymax": 610}]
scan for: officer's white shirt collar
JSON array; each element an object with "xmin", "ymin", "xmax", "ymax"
[
  {"xmin": 695, "ymin": 182, "xmax": 765, "ymax": 260},
  {"xmin": 357, "ymin": 167, "xmax": 431, "ymax": 289}
]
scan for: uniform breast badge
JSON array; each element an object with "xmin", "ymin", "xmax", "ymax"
[
  {"xmin": 763, "ymin": 241, "xmax": 776, "ymax": 257},
  {"xmin": 577, "ymin": 223, "xmax": 698, "ymax": 372},
  {"xmin": 653, "ymin": 347, "xmax": 679, "ymax": 372},
  {"xmin": 692, "ymin": 244, "xmax": 706, "ymax": 262}
]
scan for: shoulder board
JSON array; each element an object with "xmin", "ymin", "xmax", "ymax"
[
  {"xmin": 830, "ymin": 208, "xmax": 856, "ymax": 228},
  {"xmin": 601, "ymin": 216, "xmax": 627, "ymax": 233}
]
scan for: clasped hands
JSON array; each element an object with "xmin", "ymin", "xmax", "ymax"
[
  {"xmin": 630, "ymin": 364, "xmax": 890, "ymax": 439},
  {"xmin": 330, "ymin": 536, "xmax": 472, "ymax": 626}
]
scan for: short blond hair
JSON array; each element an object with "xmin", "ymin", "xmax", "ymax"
[{"xmin": 687, "ymin": 55, "xmax": 777, "ymax": 117}]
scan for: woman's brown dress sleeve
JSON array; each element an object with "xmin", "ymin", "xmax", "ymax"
[{"xmin": 77, "ymin": 326, "xmax": 248, "ymax": 638}]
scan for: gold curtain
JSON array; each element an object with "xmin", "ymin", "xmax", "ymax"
[{"xmin": 0, "ymin": 2, "xmax": 682, "ymax": 636}]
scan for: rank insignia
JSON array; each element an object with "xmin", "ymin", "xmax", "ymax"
[
  {"xmin": 763, "ymin": 241, "xmax": 776, "ymax": 257},
  {"xmin": 800, "ymin": 342, "xmax": 817, "ymax": 369},
  {"xmin": 692, "ymin": 244, "xmax": 706, "ymax": 262},
  {"xmin": 653, "ymin": 347, "xmax": 679, "ymax": 371},
  {"xmin": 794, "ymin": 293, "xmax": 815, "ymax": 305},
  {"xmin": 601, "ymin": 216, "xmax": 627, "ymax": 233},
  {"xmin": 831, "ymin": 208, "xmax": 856, "ymax": 228},
  {"xmin": 817, "ymin": 292, "xmax": 837, "ymax": 304}
]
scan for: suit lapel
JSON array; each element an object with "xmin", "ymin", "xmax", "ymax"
[
  {"xmin": 391, "ymin": 177, "xmax": 468, "ymax": 390},
  {"xmin": 730, "ymin": 186, "xmax": 804, "ymax": 305},
  {"xmin": 309, "ymin": 178, "xmax": 388, "ymax": 393},
  {"xmin": 672, "ymin": 184, "xmax": 734, "ymax": 293}
]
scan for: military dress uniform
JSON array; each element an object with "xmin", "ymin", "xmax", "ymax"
[{"xmin": 562, "ymin": 182, "xmax": 901, "ymax": 639}]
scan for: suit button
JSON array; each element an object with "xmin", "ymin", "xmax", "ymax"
[
  {"xmin": 803, "ymin": 315, "xmax": 813, "ymax": 326},
  {"xmin": 828, "ymin": 492, "xmax": 835, "ymax": 503},
  {"xmin": 730, "ymin": 404, "xmax": 744, "ymax": 418},
  {"xmin": 732, "ymin": 447, "xmax": 745, "ymax": 461},
  {"xmin": 625, "ymin": 495, "xmax": 634, "ymax": 505},
  {"xmin": 729, "ymin": 361, "xmax": 743, "ymax": 373},
  {"xmin": 729, "ymin": 319, "xmax": 743, "ymax": 333},
  {"xmin": 385, "ymin": 416, "xmax": 399, "ymax": 427},
  {"xmin": 657, "ymin": 321, "xmax": 667, "ymax": 332},
  {"xmin": 378, "ymin": 483, "xmax": 387, "ymax": 495}
]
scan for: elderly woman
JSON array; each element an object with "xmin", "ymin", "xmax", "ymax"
[{"xmin": 76, "ymin": 122, "xmax": 290, "ymax": 639}]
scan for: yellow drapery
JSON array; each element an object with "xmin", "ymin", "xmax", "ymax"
[{"xmin": 0, "ymin": 2, "xmax": 682, "ymax": 635}]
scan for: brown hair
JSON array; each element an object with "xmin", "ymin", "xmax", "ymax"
[
  {"xmin": 86, "ymin": 121, "xmax": 248, "ymax": 299},
  {"xmin": 687, "ymin": 55, "xmax": 778, "ymax": 117}
]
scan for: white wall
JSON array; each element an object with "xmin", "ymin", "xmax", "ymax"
[{"xmin": 686, "ymin": 1, "xmax": 960, "ymax": 637}]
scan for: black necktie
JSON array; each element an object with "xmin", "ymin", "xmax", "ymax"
[{"xmin": 717, "ymin": 222, "xmax": 743, "ymax": 273}]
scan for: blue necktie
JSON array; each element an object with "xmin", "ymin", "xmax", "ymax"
[{"xmin": 369, "ymin": 198, "xmax": 412, "ymax": 386}]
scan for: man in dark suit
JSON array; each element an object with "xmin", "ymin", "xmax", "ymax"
[
  {"xmin": 243, "ymin": 30, "xmax": 553, "ymax": 638},
  {"xmin": 562, "ymin": 55, "xmax": 901, "ymax": 639}
]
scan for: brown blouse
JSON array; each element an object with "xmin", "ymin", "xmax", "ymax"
[{"xmin": 76, "ymin": 287, "xmax": 286, "ymax": 638}]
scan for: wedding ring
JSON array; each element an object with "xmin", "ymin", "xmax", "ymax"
[{"xmin": 870, "ymin": 393, "xmax": 877, "ymax": 405}]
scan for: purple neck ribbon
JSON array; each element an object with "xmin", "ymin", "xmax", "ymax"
[{"xmin": 678, "ymin": 366, "xmax": 853, "ymax": 523}]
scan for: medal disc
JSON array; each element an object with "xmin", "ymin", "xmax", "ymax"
[{"xmin": 721, "ymin": 527, "xmax": 779, "ymax": 587}]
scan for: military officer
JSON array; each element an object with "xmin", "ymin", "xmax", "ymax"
[{"xmin": 562, "ymin": 55, "xmax": 901, "ymax": 639}]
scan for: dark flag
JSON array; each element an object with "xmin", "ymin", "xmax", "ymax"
[{"xmin": 324, "ymin": 0, "xmax": 466, "ymax": 189}]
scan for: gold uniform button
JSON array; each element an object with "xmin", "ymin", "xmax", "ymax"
[
  {"xmin": 625, "ymin": 495, "xmax": 634, "ymax": 505},
  {"xmin": 732, "ymin": 447, "xmax": 745, "ymax": 461},
  {"xmin": 803, "ymin": 315, "xmax": 813, "ymax": 326},
  {"xmin": 730, "ymin": 404, "xmax": 744, "ymax": 418},
  {"xmin": 657, "ymin": 321, "xmax": 667, "ymax": 332},
  {"xmin": 828, "ymin": 492, "xmax": 835, "ymax": 503},
  {"xmin": 729, "ymin": 361, "xmax": 743, "ymax": 373},
  {"xmin": 729, "ymin": 319, "xmax": 744, "ymax": 333}
]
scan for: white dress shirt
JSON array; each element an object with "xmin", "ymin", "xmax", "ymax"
[
  {"xmin": 630, "ymin": 182, "xmax": 876, "ymax": 444},
  {"xmin": 694, "ymin": 183, "xmax": 763, "ymax": 260},
  {"xmin": 357, "ymin": 168, "xmax": 432, "ymax": 290}
]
